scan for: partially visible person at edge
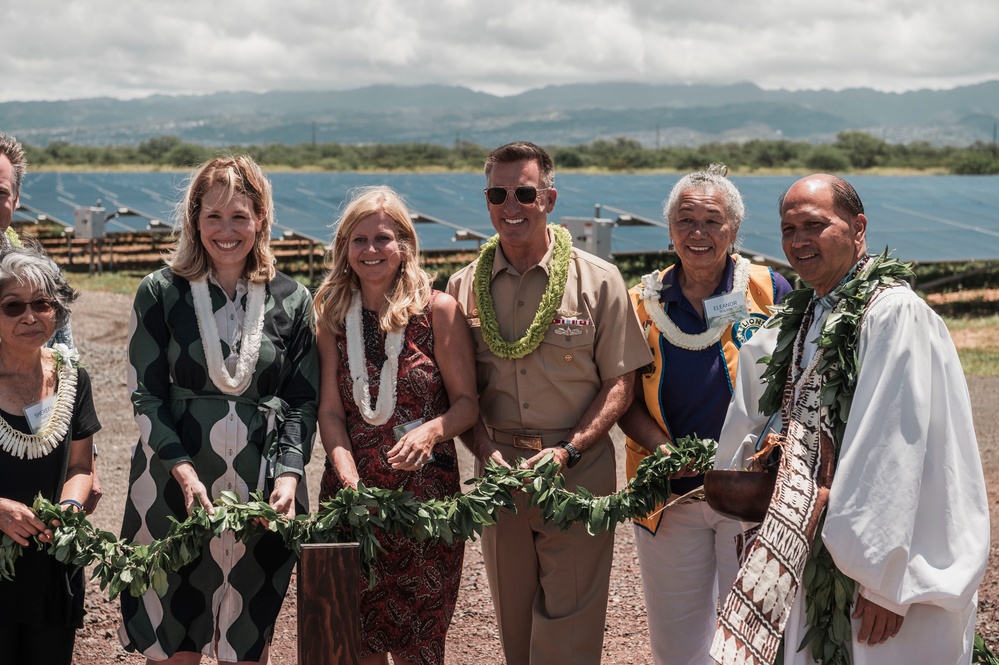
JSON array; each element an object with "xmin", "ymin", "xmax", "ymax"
[
  {"xmin": 0, "ymin": 243, "xmax": 100, "ymax": 665},
  {"xmin": 446, "ymin": 141, "xmax": 652, "ymax": 664},
  {"xmin": 312, "ymin": 186, "xmax": 477, "ymax": 665},
  {"xmin": 118, "ymin": 155, "xmax": 319, "ymax": 664},
  {"xmin": 0, "ymin": 132, "xmax": 102, "ymax": 514},
  {"xmin": 617, "ymin": 163, "xmax": 792, "ymax": 665},
  {"xmin": 710, "ymin": 174, "xmax": 989, "ymax": 664}
]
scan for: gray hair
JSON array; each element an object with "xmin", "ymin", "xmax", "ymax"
[
  {"xmin": 0, "ymin": 133, "xmax": 27, "ymax": 194},
  {"xmin": 663, "ymin": 163, "xmax": 746, "ymax": 235},
  {"xmin": 0, "ymin": 243, "xmax": 78, "ymax": 330}
]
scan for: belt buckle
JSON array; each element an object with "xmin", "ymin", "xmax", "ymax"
[{"xmin": 513, "ymin": 435, "xmax": 543, "ymax": 451}]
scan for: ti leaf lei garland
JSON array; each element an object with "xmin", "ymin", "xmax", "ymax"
[
  {"xmin": 0, "ymin": 435, "xmax": 715, "ymax": 596},
  {"xmin": 758, "ymin": 249, "xmax": 914, "ymax": 665},
  {"xmin": 472, "ymin": 224, "xmax": 572, "ymax": 359}
]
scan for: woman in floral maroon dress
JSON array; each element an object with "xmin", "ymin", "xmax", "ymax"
[{"xmin": 312, "ymin": 186, "xmax": 477, "ymax": 665}]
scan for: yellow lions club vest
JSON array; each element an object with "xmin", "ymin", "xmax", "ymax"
[{"xmin": 625, "ymin": 260, "xmax": 778, "ymax": 534}]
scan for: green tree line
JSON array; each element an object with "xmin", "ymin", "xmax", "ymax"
[{"xmin": 22, "ymin": 131, "xmax": 999, "ymax": 174}]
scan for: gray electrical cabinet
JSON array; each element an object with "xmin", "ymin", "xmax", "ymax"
[
  {"xmin": 74, "ymin": 206, "xmax": 106, "ymax": 239},
  {"xmin": 560, "ymin": 217, "xmax": 614, "ymax": 260}
]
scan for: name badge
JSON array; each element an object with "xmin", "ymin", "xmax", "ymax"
[
  {"xmin": 393, "ymin": 418, "xmax": 424, "ymax": 442},
  {"xmin": 24, "ymin": 394, "xmax": 58, "ymax": 435},
  {"xmin": 703, "ymin": 292, "xmax": 749, "ymax": 329}
]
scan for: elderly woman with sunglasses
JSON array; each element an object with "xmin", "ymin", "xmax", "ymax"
[
  {"xmin": 617, "ymin": 164, "xmax": 792, "ymax": 665},
  {"xmin": 118, "ymin": 156, "xmax": 319, "ymax": 665},
  {"xmin": 0, "ymin": 243, "xmax": 100, "ymax": 665}
]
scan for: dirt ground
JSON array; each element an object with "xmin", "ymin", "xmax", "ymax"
[{"xmin": 63, "ymin": 289, "xmax": 998, "ymax": 664}]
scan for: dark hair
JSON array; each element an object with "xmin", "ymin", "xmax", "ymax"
[
  {"xmin": 778, "ymin": 175, "xmax": 865, "ymax": 219},
  {"xmin": 484, "ymin": 142, "xmax": 555, "ymax": 188},
  {"xmin": 828, "ymin": 178, "xmax": 864, "ymax": 217}
]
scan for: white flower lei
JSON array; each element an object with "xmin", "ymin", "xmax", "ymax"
[
  {"xmin": 345, "ymin": 290, "xmax": 406, "ymax": 426},
  {"xmin": 639, "ymin": 256, "xmax": 751, "ymax": 351},
  {"xmin": 0, "ymin": 343, "xmax": 79, "ymax": 460},
  {"xmin": 190, "ymin": 277, "xmax": 267, "ymax": 395}
]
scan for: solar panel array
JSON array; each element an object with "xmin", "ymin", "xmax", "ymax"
[{"xmin": 17, "ymin": 172, "xmax": 999, "ymax": 264}]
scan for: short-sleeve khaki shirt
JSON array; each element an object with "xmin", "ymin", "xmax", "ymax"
[{"xmin": 447, "ymin": 234, "xmax": 651, "ymax": 437}]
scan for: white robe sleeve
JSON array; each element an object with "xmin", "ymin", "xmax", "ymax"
[
  {"xmin": 715, "ymin": 324, "xmax": 782, "ymax": 471},
  {"xmin": 822, "ymin": 286, "xmax": 990, "ymax": 617}
]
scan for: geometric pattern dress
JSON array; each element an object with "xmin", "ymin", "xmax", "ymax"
[
  {"xmin": 319, "ymin": 292, "xmax": 463, "ymax": 665},
  {"xmin": 118, "ymin": 268, "xmax": 319, "ymax": 662}
]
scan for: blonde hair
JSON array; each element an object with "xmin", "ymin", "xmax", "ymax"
[
  {"xmin": 167, "ymin": 155, "xmax": 276, "ymax": 283},
  {"xmin": 313, "ymin": 186, "xmax": 431, "ymax": 335}
]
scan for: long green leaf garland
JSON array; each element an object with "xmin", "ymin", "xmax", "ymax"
[
  {"xmin": 472, "ymin": 224, "xmax": 572, "ymax": 359},
  {"xmin": 758, "ymin": 249, "xmax": 914, "ymax": 664},
  {"xmin": 1, "ymin": 435, "xmax": 715, "ymax": 596}
]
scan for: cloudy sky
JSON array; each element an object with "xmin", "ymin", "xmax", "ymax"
[{"xmin": 6, "ymin": 0, "xmax": 998, "ymax": 103}]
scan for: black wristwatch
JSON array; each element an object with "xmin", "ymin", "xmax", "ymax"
[{"xmin": 555, "ymin": 440, "xmax": 581, "ymax": 468}]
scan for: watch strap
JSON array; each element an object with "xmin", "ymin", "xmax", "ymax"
[{"xmin": 555, "ymin": 440, "xmax": 581, "ymax": 468}]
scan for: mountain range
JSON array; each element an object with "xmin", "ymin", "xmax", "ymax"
[{"xmin": 2, "ymin": 81, "xmax": 997, "ymax": 148}]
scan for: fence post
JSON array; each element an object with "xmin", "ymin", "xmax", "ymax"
[{"xmin": 297, "ymin": 543, "xmax": 361, "ymax": 665}]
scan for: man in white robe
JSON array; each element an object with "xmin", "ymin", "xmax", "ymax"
[{"xmin": 713, "ymin": 174, "xmax": 990, "ymax": 664}]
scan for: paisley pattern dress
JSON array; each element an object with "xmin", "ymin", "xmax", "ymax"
[
  {"xmin": 319, "ymin": 292, "xmax": 463, "ymax": 665},
  {"xmin": 119, "ymin": 268, "xmax": 319, "ymax": 662}
]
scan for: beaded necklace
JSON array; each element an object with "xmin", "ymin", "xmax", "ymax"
[{"xmin": 0, "ymin": 344, "xmax": 78, "ymax": 460}]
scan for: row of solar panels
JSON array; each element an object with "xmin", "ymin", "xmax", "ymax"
[{"xmin": 16, "ymin": 172, "xmax": 999, "ymax": 263}]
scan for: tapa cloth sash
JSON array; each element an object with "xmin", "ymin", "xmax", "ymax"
[{"xmin": 710, "ymin": 353, "xmax": 836, "ymax": 665}]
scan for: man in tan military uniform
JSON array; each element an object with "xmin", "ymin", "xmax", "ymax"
[{"xmin": 447, "ymin": 141, "xmax": 651, "ymax": 664}]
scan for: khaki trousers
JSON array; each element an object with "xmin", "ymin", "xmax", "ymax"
[{"xmin": 480, "ymin": 435, "xmax": 616, "ymax": 665}]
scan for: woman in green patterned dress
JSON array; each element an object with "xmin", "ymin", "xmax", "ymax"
[{"xmin": 118, "ymin": 156, "xmax": 319, "ymax": 664}]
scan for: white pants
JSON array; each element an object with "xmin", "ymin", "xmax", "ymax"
[{"xmin": 634, "ymin": 501, "xmax": 745, "ymax": 665}]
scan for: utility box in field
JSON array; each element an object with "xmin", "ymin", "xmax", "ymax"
[
  {"xmin": 74, "ymin": 206, "xmax": 106, "ymax": 239},
  {"xmin": 560, "ymin": 217, "xmax": 613, "ymax": 260}
]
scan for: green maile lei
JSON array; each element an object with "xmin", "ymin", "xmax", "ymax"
[
  {"xmin": 4, "ymin": 228, "xmax": 21, "ymax": 247},
  {"xmin": 759, "ymin": 249, "xmax": 914, "ymax": 664},
  {"xmin": 0, "ymin": 435, "xmax": 715, "ymax": 595},
  {"xmin": 472, "ymin": 224, "xmax": 572, "ymax": 359}
]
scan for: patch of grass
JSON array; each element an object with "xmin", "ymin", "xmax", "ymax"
[
  {"xmin": 957, "ymin": 348, "xmax": 999, "ymax": 377},
  {"xmin": 64, "ymin": 270, "xmax": 147, "ymax": 296},
  {"xmin": 942, "ymin": 313, "xmax": 999, "ymax": 334}
]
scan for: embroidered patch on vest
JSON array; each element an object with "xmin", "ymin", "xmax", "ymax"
[{"xmin": 731, "ymin": 313, "xmax": 768, "ymax": 348}]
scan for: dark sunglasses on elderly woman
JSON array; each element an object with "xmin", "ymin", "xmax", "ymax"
[
  {"xmin": 484, "ymin": 186, "xmax": 551, "ymax": 206},
  {"xmin": 0, "ymin": 299, "xmax": 56, "ymax": 317}
]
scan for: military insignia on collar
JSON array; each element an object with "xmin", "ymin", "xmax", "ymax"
[{"xmin": 731, "ymin": 313, "xmax": 768, "ymax": 348}]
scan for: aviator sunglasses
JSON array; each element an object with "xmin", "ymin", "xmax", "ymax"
[
  {"xmin": 0, "ymin": 298, "xmax": 56, "ymax": 318},
  {"xmin": 484, "ymin": 186, "xmax": 551, "ymax": 206}
]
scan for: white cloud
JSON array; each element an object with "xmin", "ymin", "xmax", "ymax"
[{"xmin": 2, "ymin": 0, "xmax": 997, "ymax": 102}]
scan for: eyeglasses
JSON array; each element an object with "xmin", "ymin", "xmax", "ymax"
[
  {"xmin": 0, "ymin": 299, "xmax": 56, "ymax": 318},
  {"xmin": 484, "ymin": 186, "xmax": 551, "ymax": 206}
]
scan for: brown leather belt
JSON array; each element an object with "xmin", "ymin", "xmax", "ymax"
[{"xmin": 486, "ymin": 427, "xmax": 571, "ymax": 451}]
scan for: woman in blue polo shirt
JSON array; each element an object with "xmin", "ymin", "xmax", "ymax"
[{"xmin": 619, "ymin": 164, "xmax": 792, "ymax": 665}]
